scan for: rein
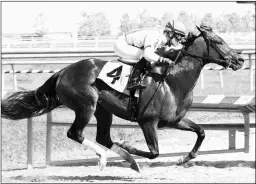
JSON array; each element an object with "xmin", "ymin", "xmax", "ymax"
[
  {"xmin": 180, "ymin": 49, "xmax": 225, "ymax": 65},
  {"xmin": 140, "ymin": 50, "xmax": 182, "ymax": 115},
  {"xmin": 140, "ymin": 32, "xmax": 231, "ymax": 116},
  {"xmin": 172, "ymin": 32, "xmax": 232, "ymax": 71},
  {"xmin": 180, "ymin": 48, "xmax": 231, "ymax": 69}
]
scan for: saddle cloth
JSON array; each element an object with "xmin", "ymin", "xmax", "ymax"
[{"xmin": 97, "ymin": 61, "xmax": 133, "ymax": 95}]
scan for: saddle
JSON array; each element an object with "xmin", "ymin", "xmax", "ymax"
[
  {"xmin": 118, "ymin": 57, "xmax": 172, "ymax": 121},
  {"xmin": 117, "ymin": 48, "xmax": 181, "ymax": 121},
  {"xmin": 118, "ymin": 58, "xmax": 148, "ymax": 121}
]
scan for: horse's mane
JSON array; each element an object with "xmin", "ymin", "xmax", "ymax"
[
  {"xmin": 196, "ymin": 26, "xmax": 223, "ymax": 44},
  {"xmin": 156, "ymin": 25, "xmax": 224, "ymax": 62}
]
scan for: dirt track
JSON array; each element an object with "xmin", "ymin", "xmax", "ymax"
[
  {"xmin": 2, "ymin": 160, "xmax": 255, "ymax": 183},
  {"xmin": 2, "ymin": 131, "xmax": 255, "ymax": 183}
]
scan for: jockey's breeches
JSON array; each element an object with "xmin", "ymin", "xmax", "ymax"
[{"xmin": 114, "ymin": 35, "xmax": 144, "ymax": 61}]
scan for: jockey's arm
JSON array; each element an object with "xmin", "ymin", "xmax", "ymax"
[
  {"xmin": 143, "ymin": 31, "xmax": 166, "ymax": 63},
  {"xmin": 143, "ymin": 46, "xmax": 161, "ymax": 63},
  {"xmin": 142, "ymin": 30, "xmax": 173, "ymax": 64}
]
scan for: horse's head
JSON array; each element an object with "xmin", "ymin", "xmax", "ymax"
[{"xmin": 184, "ymin": 26, "xmax": 244, "ymax": 71}]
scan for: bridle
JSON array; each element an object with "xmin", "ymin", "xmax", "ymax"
[
  {"xmin": 160, "ymin": 31, "xmax": 233, "ymax": 82},
  {"xmin": 143, "ymin": 31, "xmax": 233, "ymax": 114},
  {"xmin": 143, "ymin": 30, "xmax": 232, "ymax": 115},
  {"xmin": 172, "ymin": 32, "xmax": 232, "ymax": 70},
  {"xmin": 165, "ymin": 21, "xmax": 229, "ymax": 68}
]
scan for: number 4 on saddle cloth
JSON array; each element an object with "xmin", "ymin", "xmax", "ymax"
[{"xmin": 97, "ymin": 59, "xmax": 149, "ymax": 121}]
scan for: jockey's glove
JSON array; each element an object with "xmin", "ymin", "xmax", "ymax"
[{"xmin": 158, "ymin": 57, "xmax": 173, "ymax": 64}]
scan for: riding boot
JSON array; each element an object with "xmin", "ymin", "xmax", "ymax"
[{"xmin": 126, "ymin": 59, "xmax": 147, "ymax": 90}]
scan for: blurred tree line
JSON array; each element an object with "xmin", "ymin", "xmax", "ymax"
[
  {"xmin": 78, "ymin": 12, "xmax": 111, "ymax": 36},
  {"xmin": 33, "ymin": 13, "xmax": 48, "ymax": 36},
  {"xmin": 34, "ymin": 9, "xmax": 255, "ymax": 36},
  {"xmin": 119, "ymin": 9, "xmax": 255, "ymax": 35}
]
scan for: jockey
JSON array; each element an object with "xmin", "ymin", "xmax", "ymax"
[{"xmin": 114, "ymin": 20, "xmax": 187, "ymax": 90}]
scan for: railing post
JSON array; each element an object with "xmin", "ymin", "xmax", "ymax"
[
  {"xmin": 219, "ymin": 71, "xmax": 224, "ymax": 89},
  {"xmin": 11, "ymin": 64, "xmax": 18, "ymax": 91},
  {"xmin": 249, "ymin": 54, "xmax": 254, "ymax": 91},
  {"xmin": 95, "ymin": 36, "xmax": 99, "ymax": 49},
  {"xmin": 27, "ymin": 118, "xmax": 33, "ymax": 169},
  {"xmin": 51, "ymin": 41, "xmax": 56, "ymax": 49},
  {"xmin": 228, "ymin": 130, "xmax": 236, "ymax": 150},
  {"xmin": 200, "ymin": 69, "xmax": 204, "ymax": 89},
  {"xmin": 2, "ymin": 71, "xmax": 5, "ymax": 97},
  {"xmin": 242, "ymin": 112, "xmax": 250, "ymax": 153},
  {"xmin": 46, "ymin": 112, "xmax": 53, "ymax": 165},
  {"xmin": 29, "ymin": 40, "xmax": 33, "ymax": 49}
]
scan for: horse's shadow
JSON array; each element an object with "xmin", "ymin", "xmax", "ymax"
[
  {"xmin": 145, "ymin": 160, "xmax": 255, "ymax": 169},
  {"xmin": 48, "ymin": 175, "xmax": 139, "ymax": 182},
  {"xmin": 8, "ymin": 160, "xmax": 255, "ymax": 182},
  {"xmin": 53, "ymin": 160, "xmax": 255, "ymax": 169},
  {"xmin": 10, "ymin": 175, "xmax": 139, "ymax": 182}
]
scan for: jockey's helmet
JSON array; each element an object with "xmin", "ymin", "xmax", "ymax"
[
  {"xmin": 200, "ymin": 22, "xmax": 213, "ymax": 31},
  {"xmin": 165, "ymin": 20, "xmax": 186, "ymax": 37}
]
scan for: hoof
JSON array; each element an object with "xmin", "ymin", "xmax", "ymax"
[
  {"xmin": 131, "ymin": 162, "xmax": 140, "ymax": 173},
  {"xmin": 110, "ymin": 143, "xmax": 140, "ymax": 173},
  {"xmin": 120, "ymin": 161, "xmax": 140, "ymax": 173},
  {"xmin": 97, "ymin": 152, "xmax": 107, "ymax": 171},
  {"xmin": 177, "ymin": 155, "xmax": 187, "ymax": 165}
]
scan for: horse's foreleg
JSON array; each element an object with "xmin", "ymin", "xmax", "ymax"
[
  {"xmin": 172, "ymin": 118, "xmax": 205, "ymax": 164},
  {"xmin": 117, "ymin": 120, "xmax": 159, "ymax": 159},
  {"xmin": 94, "ymin": 104, "xmax": 141, "ymax": 172}
]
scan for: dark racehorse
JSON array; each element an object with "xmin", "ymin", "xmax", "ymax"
[{"xmin": 2, "ymin": 26, "xmax": 244, "ymax": 172}]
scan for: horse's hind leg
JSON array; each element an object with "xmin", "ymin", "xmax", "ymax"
[
  {"xmin": 60, "ymin": 87, "xmax": 107, "ymax": 170},
  {"xmin": 67, "ymin": 108, "xmax": 107, "ymax": 170},
  {"xmin": 94, "ymin": 104, "xmax": 113, "ymax": 149},
  {"xmin": 171, "ymin": 118, "xmax": 205, "ymax": 165}
]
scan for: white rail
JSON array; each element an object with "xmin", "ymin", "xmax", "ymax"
[
  {"xmin": 28, "ymin": 96, "xmax": 256, "ymax": 169},
  {"xmin": 2, "ymin": 50, "xmax": 255, "ymax": 93}
]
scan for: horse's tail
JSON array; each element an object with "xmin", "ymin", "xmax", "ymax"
[{"xmin": 1, "ymin": 70, "xmax": 62, "ymax": 120}]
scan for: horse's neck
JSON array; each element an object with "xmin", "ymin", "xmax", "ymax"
[
  {"xmin": 166, "ymin": 37, "xmax": 206, "ymax": 96},
  {"xmin": 167, "ymin": 58, "xmax": 203, "ymax": 96}
]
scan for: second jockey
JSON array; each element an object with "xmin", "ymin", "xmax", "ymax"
[{"xmin": 114, "ymin": 20, "xmax": 187, "ymax": 90}]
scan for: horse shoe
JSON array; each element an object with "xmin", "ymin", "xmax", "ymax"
[{"xmin": 110, "ymin": 143, "xmax": 140, "ymax": 173}]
